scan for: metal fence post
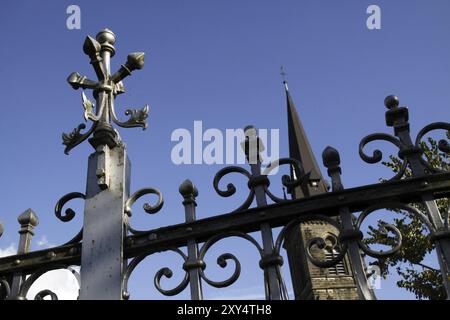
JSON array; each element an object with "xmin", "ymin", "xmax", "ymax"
[
  {"xmin": 79, "ymin": 144, "xmax": 130, "ymax": 300},
  {"xmin": 383, "ymin": 95, "xmax": 450, "ymax": 296},
  {"xmin": 322, "ymin": 146, "xmax": 376, "ymax": 300},
  {"xmin": 244, "ymin": 126, "xmax": 284, "ymax": 300},
  {"xmin": 179, "ymin": 179, "xmax": 204, "ymax": 300},
  {"xmin": 61, "ymin": 28, "xmax": 146, "ymax": 299},
  {"xmin": 8, "ymin": 209, "xmax": 38, "ymax": 299}
]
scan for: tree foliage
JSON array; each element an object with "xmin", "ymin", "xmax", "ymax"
[{"xmin": 365, "ymin": 134, "xmax": 449, "ymax": 300}]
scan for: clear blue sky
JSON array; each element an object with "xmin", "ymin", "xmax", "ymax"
[{"xmin": 1, "ymin": 0, "xmax": 450, "ymax": 300}]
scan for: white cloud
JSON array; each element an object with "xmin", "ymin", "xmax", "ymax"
[
  {"xmin": 0, "ymin": 243, "xmax": 16, "ymax": 257},
  {"xmin": 0, "ymin": 236, "xmax": 79, "ymax": 300},
  {"xmin": 26, "ymin": 236, "xmax": 79, "ymax": 300},
  {"xmin": 26, "ymin": 266, "xmax": 80, "ymax": 300},
  {"xmin": 36, "ymin": 235, "xmax": 55, "ymax": 249}
]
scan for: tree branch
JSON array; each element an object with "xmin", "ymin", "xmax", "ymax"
[{"xmin": 414, "ymin": 262, "xmax": 438, "ymax": 272}]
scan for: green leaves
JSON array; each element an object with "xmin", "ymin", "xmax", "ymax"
[
  {"xmin": 373, "ymin": 135, "xmax": 449, "ymax": 299},
  {"xmin": 397, "ymin": 268, "xmax": 446, "ymax": 300}
]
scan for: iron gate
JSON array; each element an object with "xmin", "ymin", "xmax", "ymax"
[{"xmin": 0, "ymin": 28, "xmax": 449, "ymax": 300}]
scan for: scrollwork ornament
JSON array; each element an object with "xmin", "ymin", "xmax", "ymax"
[
  {"xmin": 198, "ymin": 232, "xmax": 263, "ymax": 288},
  {"xmin": 110, "ymin": 98, "xmax": 149, "ymax": 130},
  {"xmin": 17, "ymin": 264, "xmax": 76, "ymax": 300},
  {"xmin": 414, "ymin": 122, "xmax": 450, "ymax": 173},
  {"xmin": 54, "ymin": 192, "xmax": 85, "ymax": 245},
  {"xmin": 415, "ymin": 122, "xmax": 450, "ymax": 153},
  {"xmin": 124, "ymin": 188, "xmax": 164, "ymax": 235},
  {"xmin": 200, "ymin": 253, "xmax": 240, "ymax": 288},
  {"xmin": 360, "ymin": 96, "xmax": 450, "ymax": 180},
  {"xmin": 154, "ymin": 248, "xmax": 189, "ymax": 297},
  {"xmin": 355, "ymin": 202, "xmax": 433, "ymax": 258},
  {"xmin": 34, "ymin": 289, "xmax": 58, "ymax": 300},
  {"xmin": 359, "ymin": 133, "xmax": 403, "ymax": 164},
  {"xmin": 213, "ymin": 166, "xmax": 254, "ymax": 212},
  {"xmin": 55, "ymin": 192, "xmax": 86, "ymax": 222},
  {"xmin": 359, "ymin": 133, "xmax": 408, "ymax": 181},
  {"xmin": 122, "ymin": 248, "xmax": 190, "ymax": 299},
  {"xmin": 262, "ymin": 157, "xmax": 307, "ymax": 203},
  {"xmin": 122, "ymin": 254, "xmax": 146, "ymax": 300},
  {"xmin": 154, "ymin": 267, "xmax": 190, "ymax": 296},
  {"xmin": 125, "ymin": 187, "xmax": 164, "ymax": 217},
  {"xmin": 62, "ymin": 123, "xmax": 97, "ymax": 155},
  {"xmin": 360, "ymin": 222, "xmax": 402, "ymax": 258}
]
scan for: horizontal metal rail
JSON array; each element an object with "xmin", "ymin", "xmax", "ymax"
[{"xmin": 1, "ymin": 172, "xmax": 450, "ymax": 276}]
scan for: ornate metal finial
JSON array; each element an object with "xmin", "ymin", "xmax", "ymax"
[
  {"xmin": 17, "ymin": 209, "xmax": 39, "ymax": 231},
  {"xmin": 383, "ymin": 95, "xmax": 409, "ymax": 129},
  {"xmin": 322, "ymin": 146, "xmax": 341, "ymax": 170},
  {"xmin": 322, "ymin": 146, "xmax": 343, "ymax": 192},
  {"xmin": 179, "ymin": 179, "xmax": 199, "ymax": 199},
  {"xmin": 384, "ymin": 95, "xmax": 400, "ymax": 109},
  {"xmin": 242, "ymin": 125, "xmax": 265, "ymax": 164},
  {"xmin": 62, "ymin": 28, "xmax": 149, "ymax": 154}
]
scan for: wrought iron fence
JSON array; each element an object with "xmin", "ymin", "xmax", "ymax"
[{"xmin": 0, "ymin": 29, "xmax": 449, "ymax": 300}]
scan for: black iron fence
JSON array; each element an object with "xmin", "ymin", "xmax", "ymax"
[{"xmin": 0, "ymin": 29, "xmax": 449, "ymax": 300}]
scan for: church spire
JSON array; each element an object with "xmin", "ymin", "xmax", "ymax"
[{"xmin": 281, "ymin": 67, "xmax": 328, "ymax": 198}]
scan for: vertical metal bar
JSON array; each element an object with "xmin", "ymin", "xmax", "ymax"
[
  {"xmin": 78, "ymin": 29, "xmax": 131, "ymax": 300},
  {"xmin": 244, "ymin": 126, "xmax": 283, "ymax": 300},
  {"xmin": 97, "ymin": 29, "xmax": 114, "ymax": 125},
  {"xmin": 8, "ymin": 209, "xmax": 38, "ymax": 299},
  {"xmin": 179, "ymin": 179, "xmax": 203, "ymax": 300},
  {"xmin": 384, "ymin": 96, "xmax": 450, "ymax": 297},
  {"xmin": 250, "ymin": 163, "xmax": 282, "ymax": 300},
  {"xmin": 79, "ymin": 145, "xmax": 130, "ymax": 300},
  {"xmin": 323, "ymin": 146, "xmax": 375, "ymax": 300},
  {"xmin": 420, "ymin": 195, "xmax": 450, "ymax": 295}
]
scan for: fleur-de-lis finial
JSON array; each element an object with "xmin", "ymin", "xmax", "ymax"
[{"xmin": 62, "ymin": 29, "xmax": 149, "ymax": 154}]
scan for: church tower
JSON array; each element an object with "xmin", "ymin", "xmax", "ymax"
[{"xmin": 280, "ymin": 73, "xmax": 360, "ymax": 300}]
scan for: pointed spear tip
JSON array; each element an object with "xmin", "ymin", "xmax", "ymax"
[
  {"xmin": 83, "ymin": 35, "xmax": 101, "ymax": 56},
  {"xmin": 127, "ymin": 52, "xmax": 145, "ymax": 70}
]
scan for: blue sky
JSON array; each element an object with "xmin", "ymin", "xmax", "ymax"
[{"xmin": 1, "ymin": 0, "xmax": 450, "ymax": 300}]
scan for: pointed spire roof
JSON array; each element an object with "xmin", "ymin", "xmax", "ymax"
[{"xmin": 282, "ymin": 69, "xmax": 328, "ymax": 198}]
